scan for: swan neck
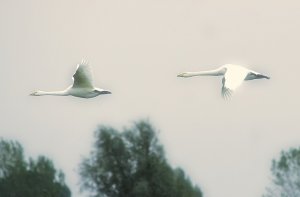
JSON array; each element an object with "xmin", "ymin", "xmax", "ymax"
[
  {"xmin": 38, "ymin": 90, "xmax": 69, "ymax": 96},
  {"xmin": 186, "ymin": 68, "xmax": 224, "ymax": 77}
]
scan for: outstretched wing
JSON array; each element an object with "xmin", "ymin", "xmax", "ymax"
[
  {"xmin": 221, "ymin": 78, "xmax": 234, "ymax": 100},
  {"xmin": 72, "ymin": 60, "xmax": 94, "ymax": 88},
  {"xmin": 221, "ymin": 68, "xmax": 247, "ymax": 99}
]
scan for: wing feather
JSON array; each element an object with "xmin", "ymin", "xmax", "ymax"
[
  {"xmin": 221, "ymin": 68, "xmax": 248, "ymax": 99},
  {"xmin": 221, "ymin": 85, "xmax": 233, "ymax": 100},
  {"xmin": 72, "ymin": 59, "xmax": 94, "ymax": 88}
]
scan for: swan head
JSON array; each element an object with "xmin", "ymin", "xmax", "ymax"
[
  {"xmin": 177, "ymin": 72, "xmax": 191, "ymax": 78},
  {"xmin": 30, "ymin": 91, "xmax": 43, "ymax": 96}
]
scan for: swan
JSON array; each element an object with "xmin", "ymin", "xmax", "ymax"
[
  {"xmin": 30, "ymin": 60, "xmax": 111, "ymax": 98},
  {"xmin": 177, "ymin": 64, "xmax": 270, "ymax": 99}
]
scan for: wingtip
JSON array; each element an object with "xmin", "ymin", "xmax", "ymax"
[
  {"xmin": 80, "ymin": 58, "xmax": 89, "ymax": 65},
  {"xmin": 221, "ymin": 87, "xmax": 233, "ymax": 100}
]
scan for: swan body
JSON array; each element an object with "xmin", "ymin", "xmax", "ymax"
[
  {"xmin": 177, "ymin": 64, "xmax": 270, "ymax": 99},
  {"xmin": 30, "ymin": 60, "xmax": 111, "ymax": 98}
]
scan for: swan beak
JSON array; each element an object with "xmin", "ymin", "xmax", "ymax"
[{"xmin": 177, "ymin": 73, "xmax": 185, "ymax": 77}]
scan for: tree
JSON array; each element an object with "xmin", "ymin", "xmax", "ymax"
[
  {"xmin": 80, "ymin": 120, "xmax": 203, "ymax": 197},
  {"xmin": 263, "ymin": 147, "xmax": 300, "ymax": 197},
  {"xmin": 0, "ymin": 139, "xmax": 71, "ymax": 197}
]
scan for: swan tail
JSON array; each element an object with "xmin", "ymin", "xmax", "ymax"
[{"xmin": 257, "ymin": 74, "xmax": 270, "ymax": 79}]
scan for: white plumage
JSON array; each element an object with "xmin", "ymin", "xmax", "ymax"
[
  {"xmin": 177, "ymin": 64, "xmax": 270, "ymax": 99},
  {"xmin": 30, "ymin": 60, "xmax": 111, "ymax": 98}
]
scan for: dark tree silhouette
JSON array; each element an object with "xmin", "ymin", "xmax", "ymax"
[
  {"xmin": 264, "ymin": 147, "xmax": 300, "ymax": 197},
  {"xmin": 0, "ymin": 139, "xmax": 71, "ymax": 197},
  {"xmin": 80, "ymin": 120, "xmax": 203, "ymax": 197}
]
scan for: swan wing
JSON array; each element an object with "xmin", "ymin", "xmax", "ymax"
[
  {"xmin": 221, "ymin": 68, "xmax": 247, "ymax": 99},
  {"xmin": 72, "ymin": 60, "xmax": 94, "ymax": 88}
]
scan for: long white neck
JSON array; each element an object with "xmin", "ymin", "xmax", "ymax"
[
  {"xmin": 180, "ymin": 68, "xmax": 225, "ymax": 77},
  {"xmin": 33, "ymin": 90, "xmax": 69, "ymax": 96}
]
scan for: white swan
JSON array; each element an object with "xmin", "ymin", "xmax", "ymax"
[
  {"xmin": 177, "ymin": 64, "xmax": 270, "ymax": 99},
  {"xmin": 30, "ymin": 60, "xmax": 111, "ymax": 98}
]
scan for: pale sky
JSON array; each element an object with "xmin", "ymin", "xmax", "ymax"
[{"xmin": 1, "ymin": 0, "xmax": 300, "ymax": 197}]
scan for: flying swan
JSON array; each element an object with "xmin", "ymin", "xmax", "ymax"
[
  {"xmin": 30, "ymin": 60, "xmax": 111, "ymax": 98},
  {"xmin": 177, "ymin": 64, "xmax": 270, "ymax": 99}
]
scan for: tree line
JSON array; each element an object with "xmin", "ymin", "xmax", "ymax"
[{"xmin": 0, "ymin": 120, "xmax": 299, "ymax": 196}]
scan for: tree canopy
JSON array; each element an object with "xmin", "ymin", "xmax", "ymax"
[
  {"xmin": 264, "ymin": 147, "xmax": 300, "ymax": 197},
  {"xmin": 80, "ymin": 120, "xmax": 203, "ymax": 197},
  {"xmin": 0, "ymin": 139, "xmax": 71, "ymax": 197}
]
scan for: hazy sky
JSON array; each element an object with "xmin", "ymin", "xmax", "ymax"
[{"xmin": 1, "ymin": 0, "xmax": 300, "ymax": 196}]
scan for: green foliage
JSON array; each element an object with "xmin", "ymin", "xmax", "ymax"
[
  {"xmin": 0, "ymin": 139, "xmax": 71, "ymax": 197},
  {"xmin": 0, "ymin": 140, "xmax": 26, "ymax": 178},
  {"xmin": 264, "ymin": 147, "xmax": 300, "ymax": 197},
  {"xmin": 80, "ymin": 120, "xmax": 203, "ymax": 197}
]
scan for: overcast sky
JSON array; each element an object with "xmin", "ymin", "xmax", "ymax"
[{"xmin": 1, "ymin": 0, "xmax": 300, "ymax": 196}]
